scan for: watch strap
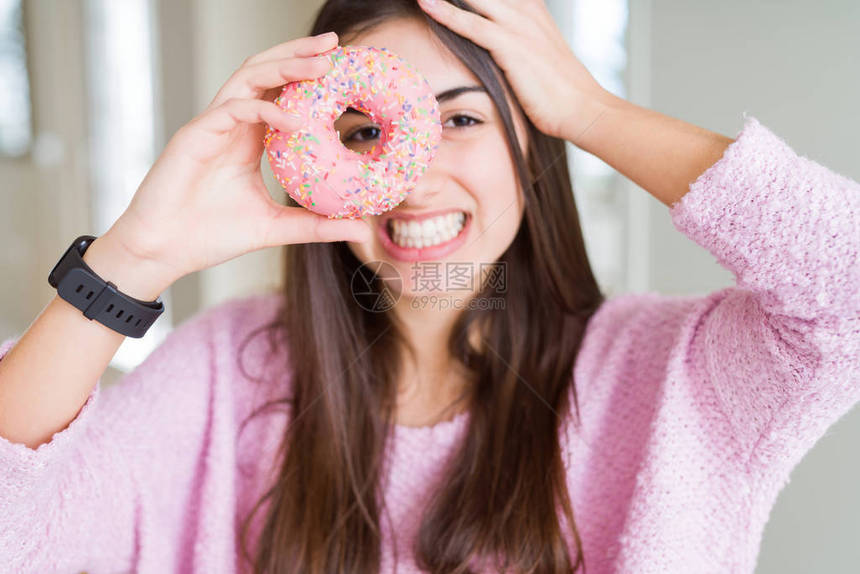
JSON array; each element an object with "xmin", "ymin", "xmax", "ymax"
[{"xmin": 49, "ymin": 235, "xmax": 164, "ymax": 338}]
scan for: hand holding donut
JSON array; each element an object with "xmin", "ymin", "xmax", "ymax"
[
  {"xmin": 101, "ymin": 32, "xmax": 373, "ymax": 291},
  {"xmin": 416, "ymin": 0, "xmax": 611, "ymax": 144}
]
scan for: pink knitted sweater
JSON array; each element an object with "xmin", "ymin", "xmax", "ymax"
[{"xmin": 1, "ymin": 116, "xmax": 858, "ymax": 573}]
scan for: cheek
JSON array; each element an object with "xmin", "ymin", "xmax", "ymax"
[{"xmin": 457, "ymin": 135, "xmax": 524, "ymax": 242}]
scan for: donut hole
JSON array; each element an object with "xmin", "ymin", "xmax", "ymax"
[{"xmin": 334, "ymin": 107, "xmax": 386, "ymax": 158}]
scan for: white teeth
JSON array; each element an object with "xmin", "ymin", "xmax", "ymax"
[
  {"xmin": 407, "ymin": 220, "xmax": 421, "ymax": 238},
  {"xmin": 421, "ymin": 219, "xmax": 436, "ymax": 235},
  {"xmin": 389, "ymin": 211, "xmax": 467, "ymax": 248}
]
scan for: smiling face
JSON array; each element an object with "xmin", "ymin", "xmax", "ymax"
[{"xmin": 338, "ymin": 17, "xmax": 529, "ymax": 301}]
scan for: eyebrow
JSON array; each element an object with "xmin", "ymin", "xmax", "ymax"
[
  {"xmin": 342, "ymin": 85, "xmax": 488, "ymax": 116},
  {"xmin": 435, "ymin": 85, "xmax": 487, "ymax": 103}
]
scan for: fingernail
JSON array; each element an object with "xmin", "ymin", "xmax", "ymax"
[
  {"xmin": 315, "ymin": 31, "xmax": 337, "ymax": 40},
  {"xmin": 420, "ymin": 0, "xmax": 437, "ymax": 7}
]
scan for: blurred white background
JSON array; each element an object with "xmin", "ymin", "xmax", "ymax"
[{"xmin": 0, "ymin": 1, "xmax": 857, "ymax": 571}]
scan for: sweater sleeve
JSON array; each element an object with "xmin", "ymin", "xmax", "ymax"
[
  {"xmin": 0, "ymin": 303, "xmax": 223, "ymax": 572},
  {"xmin": 668, "ymin": 115, "xmax": 860, "ymax": 473}
]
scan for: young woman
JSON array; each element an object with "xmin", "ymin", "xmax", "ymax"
[{"xmin": 1, "ymin": 0, "xmax": 857, "ymax": 572}]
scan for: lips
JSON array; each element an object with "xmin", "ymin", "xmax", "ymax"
[
  {"xmin": 376, "ymin": 209, "xmax": 471, "ymax": 262},
  {"xmin": 387, "ymin": 212, "xmax": 465, "ymax": 249}
]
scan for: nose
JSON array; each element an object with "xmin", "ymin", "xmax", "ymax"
[{"xmin": 397, "ymin": 138, "xmax": 450, "ymax": 209}]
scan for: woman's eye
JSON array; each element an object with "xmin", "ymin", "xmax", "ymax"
[
  {"xmin": 344, "ymin": 125, "xmax": 381, "ymax": 143},
  {"xmin": 343, "ymin": 114, "xmax": 480, "ymax": 144},
  {"xmin": 445, "ymin": 114, "xmax": 481, "ymax": 128}
]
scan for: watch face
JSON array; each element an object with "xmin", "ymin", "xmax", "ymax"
[
  {"xmin": 75, "ymin": 235, "xmax": 96, "ymax": 252},
  {"xmin": 48, "ymin": 243, "xmax": 76, "ymax": 288},
  {"xmin": 48, "ymin": 235, "xmax": 96, "ymax": 288}
]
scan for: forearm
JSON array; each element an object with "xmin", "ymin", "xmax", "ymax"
[
  {"xmin": 569, "ymin": 91, "xmax": 736, "ymax": 208},
  {"xmin": 0, "ymin": 234, "xmax": 173, "ymax": 449}
]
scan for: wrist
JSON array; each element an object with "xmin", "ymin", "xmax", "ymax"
[
  {"xmin": 81, "ymin": 234, "xmax": 176, "ymax": 301},
  {"xmin": 561, "ymin": 88, "xmax": 629, "ymax": 151}
]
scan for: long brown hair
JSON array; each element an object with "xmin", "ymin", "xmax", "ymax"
[{"xmin": 237, "ymin": 1, "xmax": 606, "ymax": 572}]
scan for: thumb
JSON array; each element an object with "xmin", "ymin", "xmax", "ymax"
[{"xmin": 261, "ymin": 206, "xmax": 374, "ymax": 246}]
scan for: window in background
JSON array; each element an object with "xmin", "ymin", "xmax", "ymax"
[
  {"xmin": 86, "ymin": 0, "xmax": 172, "ymax": 374},
  {"xmin": 547, "ymin": 0, "xmax": 631, "ymax": 297},
  {"xmin": 0, "ymin": 0, "xmax": 32, "ymax": 157}
]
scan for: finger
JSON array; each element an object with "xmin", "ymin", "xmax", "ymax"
[
  {"xmin": 291, "ymin": 32, "xmax": 339, "ymax": 58},
  {"xmin": 210, "ymin": 55, "xmax": 332, "ymax": 108},
  {"xmin": 243, "ymin": 32, "xmax": 338, "ymax": 67},
  {"xmin": 514, "ymin": 0, "xmax": 565, "ymax": 41},
  {"xmin": 416, "ymin": 0, "xmax": 501, "ymax": 50},
  {"xmin": 435, "ymin": 0, "xmax": 556, "ymax": 48},
  {"xmin": 465, "ymin": 0, "xmax": 557, "ymax": 42},
  {"xmin": 260, "ymin": 205, "xmax": 374, "ymax": 246},
  {"xmin": 440, "ymin": 0, "xmax": 518, "ymax": 24},
  {"xmin": 176, "ymin": 98, "xmax": 301, "ymax": 163},
  {"xmin": 195, "ymin": 98, "xmax": 301, "ymax": 136}
]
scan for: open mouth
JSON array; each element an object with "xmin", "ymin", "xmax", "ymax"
[{"xmin": 385, "ymin": 211, "xmax": 469, "ymax": 249}]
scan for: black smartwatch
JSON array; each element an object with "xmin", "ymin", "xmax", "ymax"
[{"xmin": 48, "ymin": 235, "xmax": 165, "ymax": 338}]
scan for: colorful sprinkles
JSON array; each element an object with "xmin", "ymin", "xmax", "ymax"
[{"xmin": 264, "ymin": 45, "xmax": 443, "ymax": 219}]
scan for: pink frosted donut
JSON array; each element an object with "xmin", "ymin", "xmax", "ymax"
[{"xmin": 264, "ymin": 45, "xmax": 443, "ymax": 219}]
